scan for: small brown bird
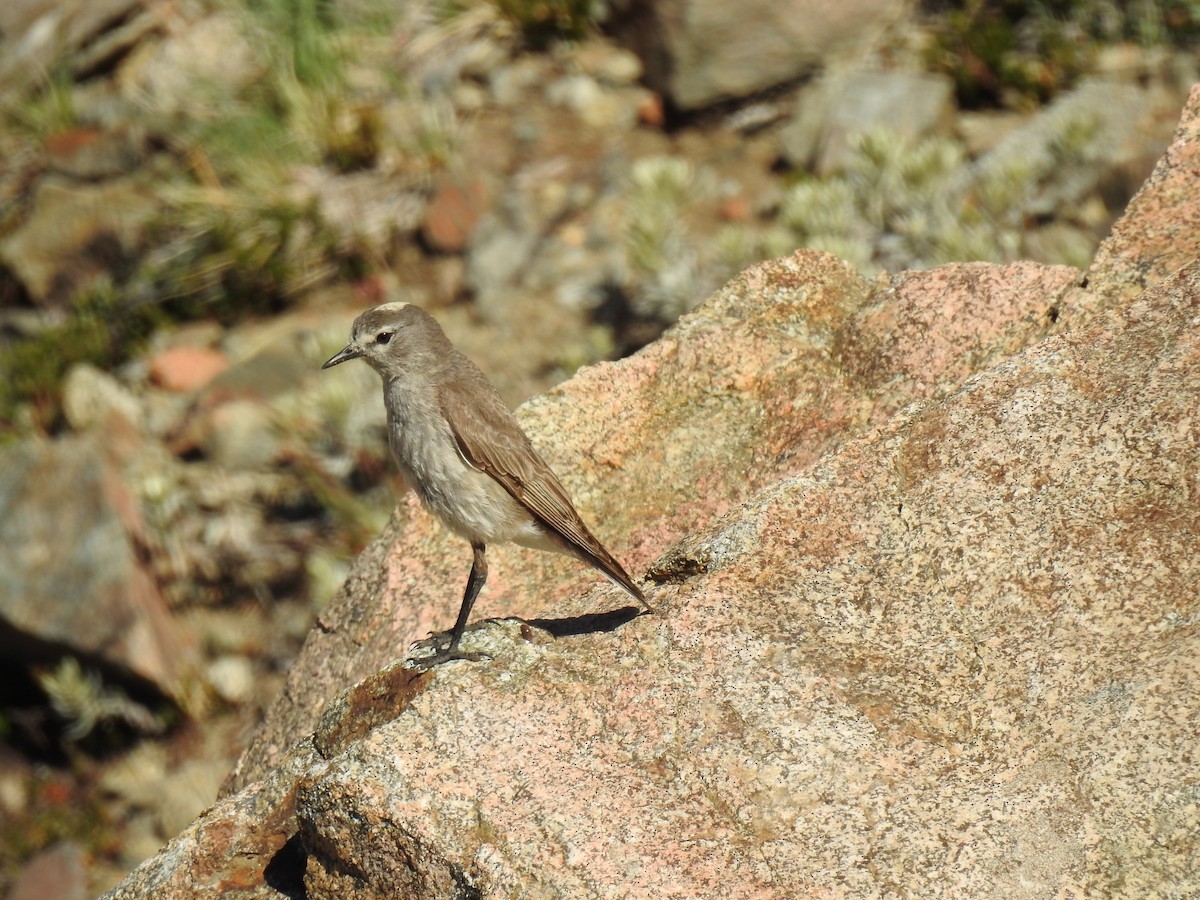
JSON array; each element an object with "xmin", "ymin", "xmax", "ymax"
[{"xmin": 323, "ymin": 302, "xmax": 650, "ymax": 667}]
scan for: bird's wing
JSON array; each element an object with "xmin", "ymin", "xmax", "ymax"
[{"xmin": 436, "ymin": 376, "xmax": 645, "ymax": 604}]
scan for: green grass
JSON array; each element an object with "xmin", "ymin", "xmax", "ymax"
[
  {"xmin": 925, "ymin": 0, "xmax": 1200, "ymax": 108},
  {"xmin": 490, "ymin": 0, "xmax": 603, "ymax": 45},
  {"xmin": 0, "ymin": 67, "xmax": 79, "ymax": 140},
  {"xmin": 0, "ymin": 0, "xmax": 413, "ymax": 431}
]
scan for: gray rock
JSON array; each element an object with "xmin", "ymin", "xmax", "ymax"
[
  {"xmin": 546, "ymin": 73, "xmax": 640, "ymax": 131},
  {"xmin": 487, "ymin": 56, "xmax": 547, "ymax": 108},
  {"xmin": 573, "ymin": 41, "xmax": 644, "ymax": 86},
  {"xmin": 115, "ymin": 13, "xmax": 262, "ymax": 117},
  {"xmin": 0, "ymin": 435, "xmax": 194, "ymax": 698},
  {"xmin": 7, "ymin": 841, "xmax": 88, "ymax": 900},
  {"xmin": 62, "ymin": 363, "xmax": 142, "ymax": 433},
  {"xmin": 205, "ymin": 655, "xmax": 256, "ymax": 705},
  {"xmin": 780, "ymin": 69, "xmax": 956, "ymax": 173},
  {"xmin": 199, "ymin": 399, "xmax": 281, "ymax": 472},
  {"xmin": 964, "ymin": 77, "xmax": 1167, "ymax": 218},
  {"xmin": 464, "ymin": 207, "xmax": 542, "ymax": 303},
  {"xmin": 0, "ymin": 175, "xmax": 159, "ymax": 305},
  {"xmin": 611, "ymin": 0, "xmax": 905, "ymax": 110},
  {"xmin": 0, "ymin": 0, "xmax": 141, "ymax": 93}
]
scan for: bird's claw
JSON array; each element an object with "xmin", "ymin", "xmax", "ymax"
[
  {"xmin": 409, "ymin": 632, "xmax": 451, "ymax": 654},
  {"xmin": 405, "ymin": 633, "xmax": 490, "ymax": 671},
  {"xmin": 404, "ymin": 647, "xmax": 490, "ymax": 672}
]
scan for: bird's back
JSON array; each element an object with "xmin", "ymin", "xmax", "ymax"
[{"xmin": 436, "ymin": 373, "xmax": 646, "ymax": 603}]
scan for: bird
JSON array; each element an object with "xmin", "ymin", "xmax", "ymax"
[{"xmin": 322, "ymin": 301, "xmax": 651, "ymax": 668}]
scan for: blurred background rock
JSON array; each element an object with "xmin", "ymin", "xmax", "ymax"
[{"xmin": 0, "ymin": 0, "xmax": 1196, "ymax": 893}]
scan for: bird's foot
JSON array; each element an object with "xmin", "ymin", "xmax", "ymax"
[
  {"xmin": 405, "ymin": 633, "xmax": 490, "ymax": 671},
  {"xmin": 404, "ymin": 647, "xmax": 490, "ymax": 672}
]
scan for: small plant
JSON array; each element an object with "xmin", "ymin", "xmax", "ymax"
[
  {"xmin": 0, "ymin": 280, "xmax": 156, "ymax": 432},
  {"xmin": 619, "ymin": 156, "xmax": 792, "ymax": 321},
  {"xmin": 924, "ymin": 0, "xmax": 1200, "ymax": 108},
  {"xmin": 36, "ymin": 658, "xmax": 164, "ymax": 741},
  {"xmin": 923, "ymin": 1, "xmax": 1073, "ymax": 107},
  {"xmin": 623, "ymin": 156, "xmax": 704, "ymax": 320},
  {"xmin": 778, "ymin": 123, "xmax": 1098, "ymax": 275},
  {"xmin": 146, "ymin": 179, "xmax": 335, "ymax": 310},
  {"xmin": 0, "ymin": 0, "xmax": 415, "ymax": 429},
  {"xmin": 409, "ymin": 99, "xmax": 462, "ymax": 169},
  {"xmin": 490, "ymin": 0, "xmax": 603, "ymax": 46},
  {"xmin": 0, "ymin": 66, "xmax": 79, "ymax": 139}
]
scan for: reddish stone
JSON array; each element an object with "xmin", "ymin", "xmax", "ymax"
[
  {"xmin": 420, "ymin": 176, "xmax": 490, "ymax": 254},
  {"xmin": 46, "ymin": 124, "xmax": 143, "ymax": 179},
  {"xmin": 719, "ymin": 193, "xmax": 751, "ymax": 222},
  {"xmin": 8, "ymin": 842, "xmax": 87, "ymax": 900},
  {"xmin": 148, "ymin": 346, "xmax": 230, "ymax": 393},
  {"xmin": 638, "ymin": 91, "xmax": 665, "ymax": 128},
  {"xmin": 45, "ymin": 126, "xmax": 105, "ymax": 162},
  {"xmin": 352, "ymin": 275, "xmax": 387, "ymax": 305}
]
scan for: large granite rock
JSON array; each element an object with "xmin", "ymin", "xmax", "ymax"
[
  {"xmin": 103, "ymin": 87, "xmax": 1200, "ymax": 898},
  {"xmin": 610, "ymin": 0, "xmax": 905, "ymax": 111},
  {"xmin": 0, "ymin": 175, "xmax": 160, "ymax": 305},
  {"xmin": 780, "ymin": 69, "xmax": 956, "ymax": 173},
  {"xmin": 225, "ymin": 253, "xmax": 1079, "ymax": 793},
  {"xmin": 295, "ymin": 252, "xmax": 1200, "ymax": 900},
  {"xmin": 0, "ymin": 433, "xmax": 194, "ymax": 699},
  {"xmin": 1082, "ymin": 82, "xmax": 1200, "ymax": 307}
]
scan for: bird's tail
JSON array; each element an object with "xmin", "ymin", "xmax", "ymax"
[{"xmin": 577, "ymin": 543, "xmax": 654, "ymax": 614}]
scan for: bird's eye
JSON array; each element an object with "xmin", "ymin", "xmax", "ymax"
[{"xmin": 376, "ymin": 331, "xmax": 393, "ymax": 345}]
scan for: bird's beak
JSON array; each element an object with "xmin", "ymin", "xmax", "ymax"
[{"xmin": 322, "ymin": 344, "xmax": 362, "ymax": 369}]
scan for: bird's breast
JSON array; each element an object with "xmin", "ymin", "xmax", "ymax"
[{"xmin": 384, "ymin": 385, "xmax": 542, "ymax": 546}]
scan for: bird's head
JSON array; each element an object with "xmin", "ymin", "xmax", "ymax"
[{"xmin": 322, "ymin": 302, "xmax": 448, "ymax": 375}]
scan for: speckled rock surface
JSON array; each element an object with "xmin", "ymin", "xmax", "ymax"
[
  {"xmin": 1080, "ymin": 83, "xmax": 1200, "ymax": 310},
  {"xmin": 100, "ymin": 743, "xmax": 324, "ymax": 900}
]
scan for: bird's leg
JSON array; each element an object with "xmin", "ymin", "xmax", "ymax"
[
  {"xmin": 408, "ymin": 542, "xmax": 490, "ymax": 669},
  {"xmin": 445, "ymin": 542, "xmax": 488, "ymax": 655}
]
